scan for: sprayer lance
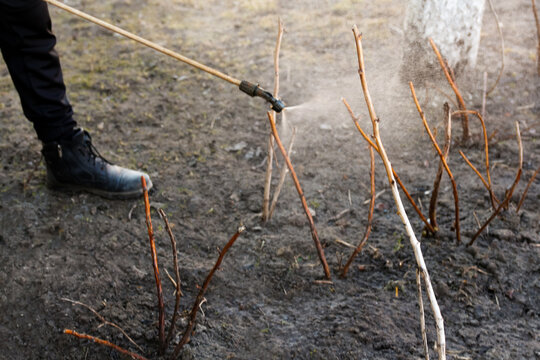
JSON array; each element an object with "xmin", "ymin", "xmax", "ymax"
[
  {"xmin": 43, "ymin": 0, "xmax": 285, "ymax": 112},
  {"xmin": 239, "ymin": 81, "xmax": 285, "ymax": 113}
]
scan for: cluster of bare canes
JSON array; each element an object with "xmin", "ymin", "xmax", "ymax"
[
  {"xmin": 341, "ymin": 32, "xmax": 536, "ymax": 256},
  {"xmin": 337, "ymin": 26, "xmax": 537, "ymax": 359},
  {"xmin": 63, "ymin": 177, "xmax": 245, "ymax": 359}
]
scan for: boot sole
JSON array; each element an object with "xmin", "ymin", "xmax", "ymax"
[{"xmin": 46, "ymin": 173, "xmax": 153, "ymax": 200}]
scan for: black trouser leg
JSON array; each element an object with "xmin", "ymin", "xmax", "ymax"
[{"xmin": 0, "ymin": 1, "xmax": 77, "ymax": 142}]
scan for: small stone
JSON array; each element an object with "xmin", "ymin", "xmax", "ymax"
[
  {"xmin": 484, "ymin": 261, "xmax": 497, "ymax": 274},
  {"xmin": 288, "ymin": 214, "xmax": 307, "ymax": 227},
  {"xmin": 473, "ymin": 305, "xmax": 486, "ymax": 320},
  {"xmin": 521, "ymin": 231, "xmax": 539, "ymax": 243},
  {"xmin": 244, "ymin": 149, "xmax": 255, "ymax": 159},
  {"xmin": 492, "ymin": 229, "xmax": 515, "ymax": 241},
  {"xmin": 196, "ymin": 324, "xmax": 207, "ymax": 333},
  {"xmin": 465, "ymin": 245, "xmax": 478, "ymax": 258},
  {"xmin": 276, "ymin": 246, "xmax": 292, "ymax": 257},
  {"xmin": 229, "ymin": 192, "xmax": 240, "ymax": 202},
  {"xmin": 435, "ymin": 281, "xmax": 450, "ymax": 298},
  {"xmin": 247, "ymin": 193, "xmax": 261, "ymax": 212},
  {"xmin": 178, "ymin": 317, "xmax": 188, "ymax": 328},
  {"xmin": 319, "ymin": 124, "xmax": 332, "ymax": 130},
  {"xmin": 225, "ymin": 141, "xmax": 247, "ymax": 152},
  {"xmin": 178, "ymin": 346, "xmax": 195, "ymax": 360},
  {"xmin": 144, "ymin": 330, "xmax": 155, "ymax": 341},
  {"xmin": 188, "ymin": 196, "xmax": 205, "ymax": 214}
]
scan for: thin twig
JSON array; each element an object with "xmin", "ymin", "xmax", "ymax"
[
  {"xmin": 458, "ymin": 151, "xmax": 501, "ymax": 209},
  {"xmin": 486, "ymin": 0, "xmax": 505, "ymax": 94},
  {"xmin": 353, "ymin": 26, "xmax": 445, "ymax": 359},
  {"xmin": 468, "ymin": 122, "xmax": 523, "ymax": 246},
  {"xmin": 64, "ymin": 329, "xmax": 148, "ymax": 360},
  {"xmin": 416, "ymin": 270, "xmax": 430, "ymax": 360},
  {"xmin": 482, "ymin": 72, "xmax": 488, "ymax": 120},
  {"xmin": 429, "ymin": 38, "xmax": 469, "ymax": 143},
  {"xmin": 341, "ymin": 145, "xmax": 375, "ymax": 278},
  {"xmin": 313, "ymin": 280, "xmax": 334, "ymax": 285},
  {"xmin": 262, "ymin": 135, "xmax": 274, "ymax": 222},
  {"xmin": 472, "ymin": 211, "xmax": 483, "ymax": 230},
  {"xmin": 171, "ymin": 226, "xmax": 246, "ymax": 358},
  {"xmin": 158, "ymin": 209, "xmax": 183, "ymax": 350},
  {"xmin": 273, "ymin": 18, "xmax": 284, "ymax": 99},
  {"xmin": 410, "ymin": 83, "xmax": 461, "ymax": 244},
  {"xmin": 364, "ymin": 189, "xmax": 385, "ymax": 204},
  {"xmin": 342, "ymin": 98, "xmax": 436, "ymax": 234},
  {"xmin": 428, "ymin": 103, "xmax": 452, "ymax": 232},
  {"xmin": 334, "ymin": 237, "xmax": 355, "ymax": 248},
  {"xmin": 532, "ymin": 0, "xmax": 540, "ymax": 75},
  {"xmin": 516, "ymin": 165, "xmax": 540, "ymax": 211},
  {"xmin": 459, "ymin": 151, "xmax": 492, "ymax": 196},
  {"xmin": 61, "ymin": 298, "xmax": 143, "ymax": 353},
  {"xmin": 141, "ymin": 176, "xmax": 165, "ymax": 352},
  {"xmin": 269, "ymin": 124, "xmax": 296, "ymax": 219},
  {"xmin": 453, "ymin": 109, "xmax": 498, "ymax": 209},
  {"xmin": 267, "ymin": 111, "xmax": 331, "ymax": 279},
  {"xmin": 262, "ymin": 19, "xmax": 285, "ymax": 222},
  {"xmin": 424, "ymin": 82, "xmax": 459, "ymax": 109},
  {"xmin": 330, "ymin": 208, "xmax": 352, "ymax": 222},
  {"xmin": 164, "ymin": 268, "xmax": 177, "ymax": 291}
]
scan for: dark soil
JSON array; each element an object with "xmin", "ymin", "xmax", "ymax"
[{"xmin": 0, "ymin": 0, "xmax": 539, "ymax": 359}]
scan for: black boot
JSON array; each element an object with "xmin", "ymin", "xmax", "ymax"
[{"xmin": 41, "ymin": 129, "xmax": 153, "ymax": 199}]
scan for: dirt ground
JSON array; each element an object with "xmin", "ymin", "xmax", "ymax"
[{"xmin": 0, "ymin": 0, "xmax": 539, "ymax": 359}]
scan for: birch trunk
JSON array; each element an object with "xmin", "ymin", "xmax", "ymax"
[{"xmin": 402, "ymin": 0, "xmax": 486, "ymax": 79}]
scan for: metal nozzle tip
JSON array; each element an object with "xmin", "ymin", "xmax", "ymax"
[{"xmin": 272, "ymin": 99, "xmax": 285, "ymax": 113}]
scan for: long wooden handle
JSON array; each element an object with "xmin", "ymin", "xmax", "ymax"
[{"xmin": 44, "ymin": 0, "xmax": 241, "ymax": 86}]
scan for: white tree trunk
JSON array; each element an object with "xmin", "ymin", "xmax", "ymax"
[{"xmin": 402, "ymin": 0, "xmax": 486, "ymax": 79}]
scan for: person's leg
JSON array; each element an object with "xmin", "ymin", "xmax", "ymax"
[
  {"xmin": 0, "ymin": 0, "xmax": 77, "ymax": 143},
  {"xmin": 0, "ymin": 1, "xmax": 152, "ymax": 198}
]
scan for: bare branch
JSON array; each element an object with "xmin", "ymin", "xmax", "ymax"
[
  {"xmin": 171, "ymin": 226, "xmax": 246, "ymax": 358},
  {"xmin": 262, "ymin": 18, "xmax": 285, "ymax": 221},
  {"xmin": 416, "ymin": 270, "xmax": 430, "ymax": 360},
  {"xmin": 486, "ymin": 0, "xmax": 505, "ymax": 94},
  {"xmin": 428, "ymin": 103, "xmax": 452, "ymax": 232},
  {"xmin": 267, "ymin": 111, "xmax": 331, "ymax": 279},
  {"xmin": 140, "ymin": 176, "xmax": 165, "ymax": 352},
  {"xmin": 61, "ymin": 298, "xmax": 143, "ymax": 353},
  {"xmin": 468, "ymin": 122, "xmax": 523, "ymax": 246},
  {"xmin": 353, "ymin": 26, "xmax": 445, "ymax": 359},
  {"xmin": 429, "ymin": 38, "xmax": 469, "ymax": 143},
  {"xmin": 453, "ymin": 109, "xmax": 498, "ymax": 209},
  {"xmin": 531, "ymin": 0, "xmax": 540, "ymax": 75},
  {"xmin": 64, "ymin": 329, "xmax": 148, "ymax": 360},
  {"xmin": 410, "ymin": 83, "xmax": 461, "ymax": 244},
  {"xmin": 342, "ymin": 98, "xmax": 435, "ymax": 234},
  {"xmin": 516, "ymin": 165, "xmax": 540, "ymax": 212},
  {"xmin": 158, "ymin": 209, "xmax": 183, "ymax": 350},
  {"xmin": 341, "ymin": 144, "xmax": 375, "ymax": 278},
  {"xmin": 269, "ymin": 121, "xmax": 296, "ymax": 219}
]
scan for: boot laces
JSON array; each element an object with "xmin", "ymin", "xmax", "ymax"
[{"xmin": 80, "ymin": 132, "xmax": 112, "ymax": 168}]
